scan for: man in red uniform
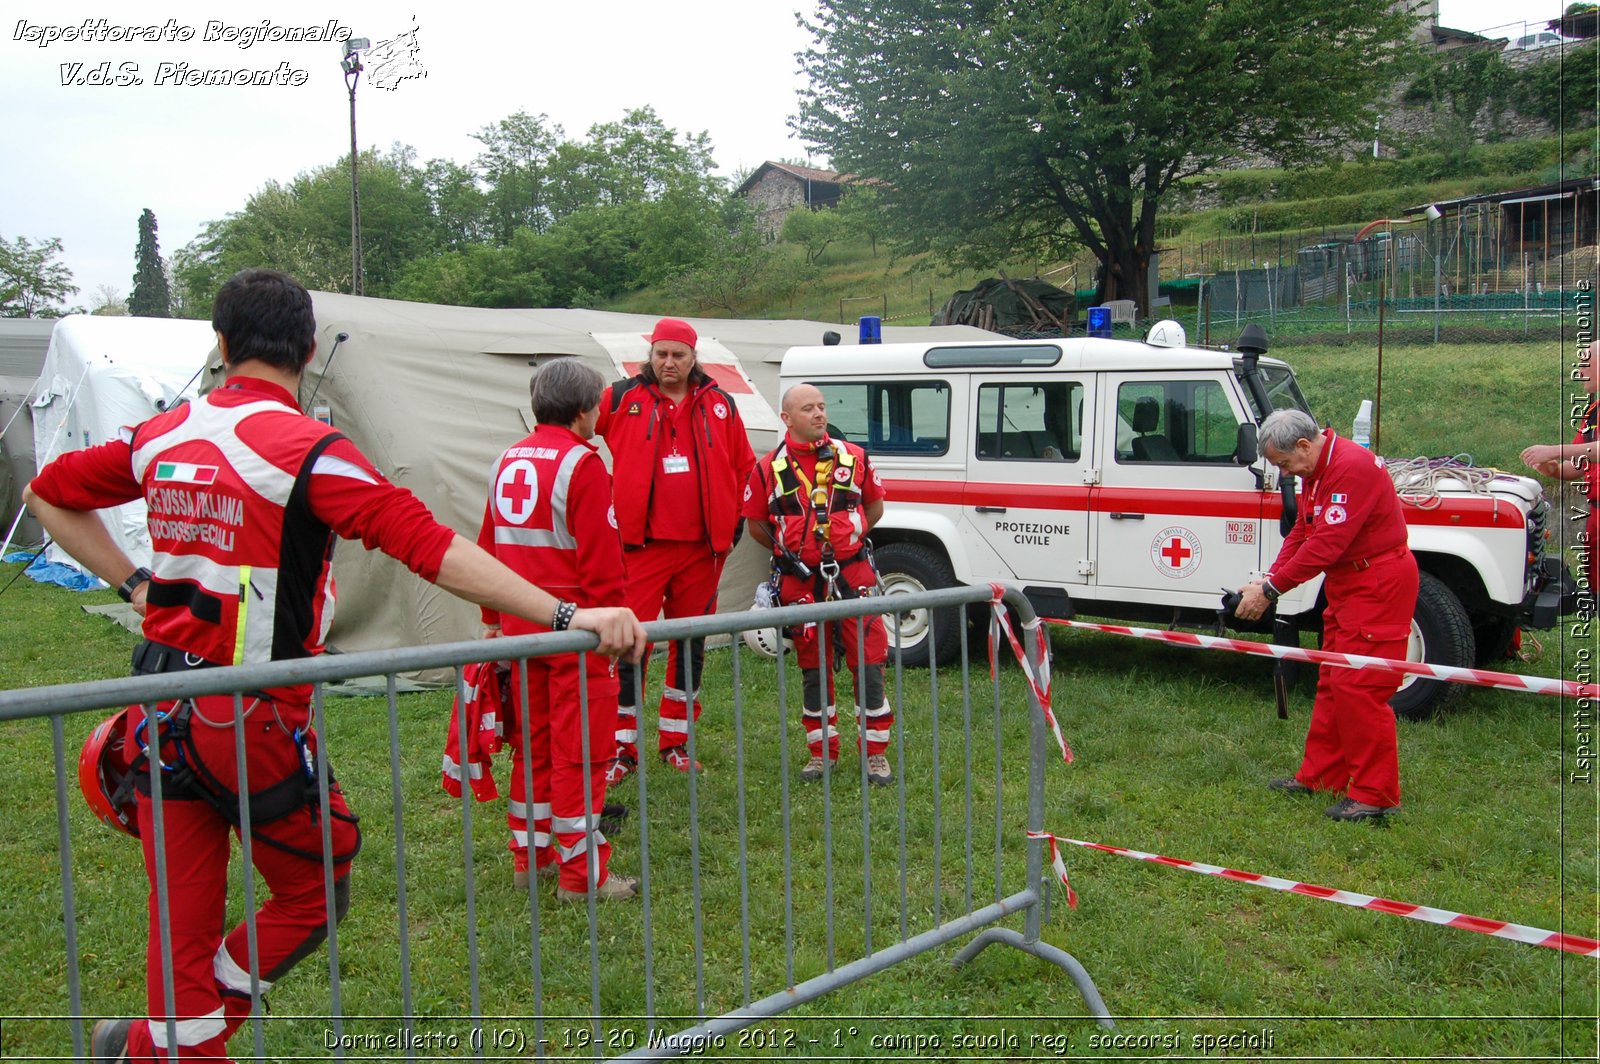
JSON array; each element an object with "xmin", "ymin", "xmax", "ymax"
[
  {"xmin": 595, "ymin": 318, "xmax": 757, "ymax": 778},
  {"xmin": 25, "ymin": 270, "xmax": 644, "ymax": 1063},
  {"xmin": 1521, "ymin": 343, "xmax": 1597, "ymax": 588},
  {"xmin": 743, "ymin": 384, "xmax": 895, "ymax": 785},
  {"xmin": 478, "ymin": 359, "xmax": 636, "ymax": 901},
  {"xmin": 1235, "ymin": 408, "xmax": 1418, "ymax": 823}
]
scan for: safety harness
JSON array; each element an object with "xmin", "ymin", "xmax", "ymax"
[{"xmin": 125, "ymin": 656, "xmax": 362, "ymax": 864}]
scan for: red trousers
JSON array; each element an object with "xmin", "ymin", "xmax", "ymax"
[
  {"xmin": 615, "ymin": 540, "xmax": 723, "ymax": 758},
  {"xmin": 779, "ymin": 559, "xmax": 892, "ymax": 759},
  {"xmin": 123, "ymin": 696, "xmax": 357, "ymax": 1063},
  {"xmin": 504, "ymin": 654, "xmax": 620, "ymax": 891},
  {"xmin": 1295, "ymin": 555, "xmax": 1418, "ymax": 807}
]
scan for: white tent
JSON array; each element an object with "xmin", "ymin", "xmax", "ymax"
[
  {"xmin": 290, "ymin": 292, "xmax": 995, "ymax": 658},
  {"xmin": 0, "ymin": 318, "xmax": 57, "ymax": 551},
  {"xmin": 31, "ymin": 315, "xmax": 215, "ymax": 573}
]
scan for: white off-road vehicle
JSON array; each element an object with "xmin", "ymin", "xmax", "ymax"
[{"xmin": 779, "ymin": 323, "xmax": 1573, "ymax": 718}]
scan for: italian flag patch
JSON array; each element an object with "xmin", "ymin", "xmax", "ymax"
[{"xmin": 154, "ymin": 461, "xmax": 218, "ymax": 484}]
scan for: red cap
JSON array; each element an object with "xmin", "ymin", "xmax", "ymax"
[{"xmin": 646, "ymin": 317, "xmax": 697, "ymax": 351}]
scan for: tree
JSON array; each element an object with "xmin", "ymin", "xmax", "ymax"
[
  {"xmin": 781, "ymin": 206, "xmax": 848, "ymax": 266},
  {"xmin": 796, "ymin": 0, "xmax": 1419, "ymax": 315},
  {"xmin": 129, "ymin": 208, "xmax": 171, "ymax": 317},
  {"xmin": 173, "ymin": 146, "xmax": 437, "ymax": 308},
  {"xmin": 0, "ymin": 234, "xmax": 77, "ymax": 317},
  {"xmin": 89, "ymin": 285, "xmax": 127, "ymax": 315},
  {"xmin": 1512, "ymin": 40, "xmax": 1599, "ymax": 128}
]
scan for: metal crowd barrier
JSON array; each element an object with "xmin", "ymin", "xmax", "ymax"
[{"xmin": 0, "ymin": 584, "xmax": 1110, "ymax": 1060}]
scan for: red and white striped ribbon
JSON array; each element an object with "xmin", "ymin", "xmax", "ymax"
[
  {"xmin": 989, "ymin": 585, "xmax": 1072, "ymax": 763},
  {"xmin": 1044, "ymin": 617, "xmax": 1595, "ymax": 699},
  {"xmin": 1026, "ymin": 830, "xmax": 1078, "ymax": 908},
  {"xmin": 1033, "ymin": 831, "xmax": 1600, "ymax": 958}
]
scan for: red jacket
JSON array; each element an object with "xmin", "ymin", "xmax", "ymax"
[
  {"xmin": 595, "ymin": 376, "xmax": 756, "ymax": 553},
  {"xmin": 29, "ymin": 377, "xmax": 453, "ymax": 671},
  {"xmin": 476, "ymin": 424, "xmax": 626, "ymax": 635},
  {"xmin": 743, "ymin": 434, "xmax": 886, "ymax": 567},
  {"xmin": 1269, "ymin": 429, "xmax": 1411, "ymax": 593}
]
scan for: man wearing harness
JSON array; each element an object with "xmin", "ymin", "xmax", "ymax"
[
  {"xmin": 594, "ymin": 318, "xmax": 756, "ymax": 778},
  {"xmin": 742, "ymin": 384, "xmax": 895, "ymax": 785},
  {"xmin": 25, "ymin": 270, "xmax": 645, "ymax": 1063},
  {"xmin": 1234, "ymin": 409, "xmax": 1418, "ymax": 823}
]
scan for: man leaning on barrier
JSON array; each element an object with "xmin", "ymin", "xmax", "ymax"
[
  {"xmin": 742, "ymin": 383, "xmax": 895, "ymax": 785},
  {"xmin": 477, "ymin": 358, "xmax": 638, "ymax": 902},
  {"xmin": 1233, "ymin": 408, "xmax": 1418, "ymax": 824},
  {"xmin": 24, "ymin": 268, "xmax": 645, "ymax": 1063}
]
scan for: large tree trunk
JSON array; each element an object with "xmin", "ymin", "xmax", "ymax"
[{"xmin": 1091, "ymin": 243, "xmax": 1151, "ymax": 320}]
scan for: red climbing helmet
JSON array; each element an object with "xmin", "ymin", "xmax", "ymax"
[{"xmin": 78, "ymin": 707, "xmax": 141, "ymax": 837}]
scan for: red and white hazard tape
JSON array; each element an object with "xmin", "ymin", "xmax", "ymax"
[
  {"xmin": 989, "ymin": 585, "xmax": 1072, "ymax": 763},
  {"xmin": 1044, "ymin": 617, "xmax": 1596, "ymax": 700},
  {"xmin": 1026, "ymin": 830, "xmax": 1600, "ymax": 958}
]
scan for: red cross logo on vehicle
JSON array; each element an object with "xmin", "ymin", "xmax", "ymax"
[
  {"xmin": 1150, "ymin": 526, "xmax": 1202, "ymax": 579},
  {"xmin": 1160, "ymin": 537, "xmax": 1190, "ymax": 567}
]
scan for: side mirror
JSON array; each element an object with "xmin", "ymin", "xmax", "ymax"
[{"xmin": 1234, "ymin": 422, "xmax": 1259, "ymax": 466}]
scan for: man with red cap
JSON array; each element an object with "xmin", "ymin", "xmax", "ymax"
[{"xmin": 595, "ymin": 318, "xmax": 757, "ymax": 777}]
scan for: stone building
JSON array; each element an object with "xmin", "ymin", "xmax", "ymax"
[{"xmin": 736, "ymin": 162, "xmax": 848, "ymax": 237}]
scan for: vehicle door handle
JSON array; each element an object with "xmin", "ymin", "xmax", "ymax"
[
  {"xmin": 975, "ymin": 505, "xmax": 1007, "ymax": 513},
  {"xmin": 1108, "ymin": 512, "xmax": 1145, "ymax": 520}
]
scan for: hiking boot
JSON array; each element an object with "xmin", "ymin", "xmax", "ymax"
[
  {"xmin": 603, "ymin": 754, "xmax": 637, "ymax": 786},
  {"xmin": 91, "ymin": 1019, "xmax": 132, "ymax": 1063},
  {"xmin": 1267, "ymin": 776, "xmax": 1314, "ymax": 796},
  {"xmin": 799, "ymin": 755, "xmax": 832, "ymax": 781},
  {"xmin": 1324, "ymin": 797, "xmax": 1400, "ymax": 823},
  {"xmin": 556, "ymin": 873, "xmax": 640, "ymax": 903},
  {"xmin": 599, "ymin": 802, "xmax": 628, "ymax": 837},
  {"xmin": 865, "ymin": 754, "xmax": 894, "ymax": 787},
  {"xmin": 661, "ymin": 746, "xmax": 701, "ymax": 773}
]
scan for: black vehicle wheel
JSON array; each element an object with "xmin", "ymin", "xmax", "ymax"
[
  {"xmin": 874, "ymin": 541, "xmax": 963, "ymax": 668},
  {"xmin": 1389, "ymin": 571, "xmax": 1476, "ymax": 721}
]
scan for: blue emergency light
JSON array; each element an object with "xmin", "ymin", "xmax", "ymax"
[
  {"xmin": 1088, "ymin": 306, "xmax": 1112, "ymax": 339},
  {"xmin": 858, "ymin": 315, "xmax": 882, "ymax": 344}
]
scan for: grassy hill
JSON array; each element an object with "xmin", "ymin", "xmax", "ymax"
[{"xmin": 606, "ymin": 133, "xmax": 1594, "ymax": 328}]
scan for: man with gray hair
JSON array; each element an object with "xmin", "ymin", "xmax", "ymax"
[
  {"xmin": 1234, "ymin": 408, "xmax": 1417, "ymax": 823},
  {"xmin": 477, "ymin": 358, "xmax": 637, "ymax": 900}
]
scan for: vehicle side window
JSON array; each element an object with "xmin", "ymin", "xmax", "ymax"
[
  {"xmin": 975, "ymin": 381, "xmax": 1081, "ymax": 462},
  {"xmin": 814, "ymin": 380, "xmax": 950, "ymax": 455},
  {"xmin": 1116, "ymin": 380, "xmax": 1240, "ymax": 464}
]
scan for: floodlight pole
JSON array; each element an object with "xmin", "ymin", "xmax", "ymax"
[{"xmin": 341, "ymin": 38, "xmax": 369, "ymax": 297}]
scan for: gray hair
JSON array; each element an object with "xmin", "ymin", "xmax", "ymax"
[
  {"xmin": 530, "ymin": 359, "xmax": 605, "ymax": 426},
  {"xmin": 1257, "ymin": 408, "xmax": 1320, "ymax": 457}
]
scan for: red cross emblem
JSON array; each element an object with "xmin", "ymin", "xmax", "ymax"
[
  {"xmin": 495, "ymin": 459, "xmax": 539, "ymax": 524},
  {"xmin": 1160, "ymin": 537, "xmax": 1191, "ymax": 568},
  {"xmin": 1150, "ymin": 526, "xmax": 1202, "ymax": 579}
]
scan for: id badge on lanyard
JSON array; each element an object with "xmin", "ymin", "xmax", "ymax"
[{"xmin": 663, "ymin": 453, "xmax": 690, "ymax": 475}]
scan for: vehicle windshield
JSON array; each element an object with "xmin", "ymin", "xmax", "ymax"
[{"xmin": 1242, "ymin": 364, "xmax": 1313, "ymax": 420}]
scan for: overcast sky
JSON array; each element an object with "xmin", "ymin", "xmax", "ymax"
[{"xmin": 0, "ymin": 1, "xmax": 1574, "ymax": 309}]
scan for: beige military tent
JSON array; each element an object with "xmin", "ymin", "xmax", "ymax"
[
  {"xmin": 0, "ymin": 318, "xmax": 57, "ymax": 552},
  {"xmin": 281, "ymin": 292, "xmax": 994, "ymax": 660}
]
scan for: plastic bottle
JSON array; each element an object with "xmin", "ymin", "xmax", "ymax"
[{"xmin": 1352, "ymin": 399, "xmax": 1373, "ymax": 448}]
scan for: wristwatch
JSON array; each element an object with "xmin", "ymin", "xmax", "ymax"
[
  {"xmin": 1261, "ymin": 578, "xmax": 1281, "ymax": 604},
  {"xmin": 118, "ymin": 566, "xmax": 153, "ymax": 602}
]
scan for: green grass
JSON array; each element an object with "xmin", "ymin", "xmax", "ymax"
[
  {"xmin": 1, "ymin": 338, "xmax": 1597, "ymax": 1058},
  {"xmin": 0, "ymin": 561, "xmax": 1595, "ymax": 1059}
]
